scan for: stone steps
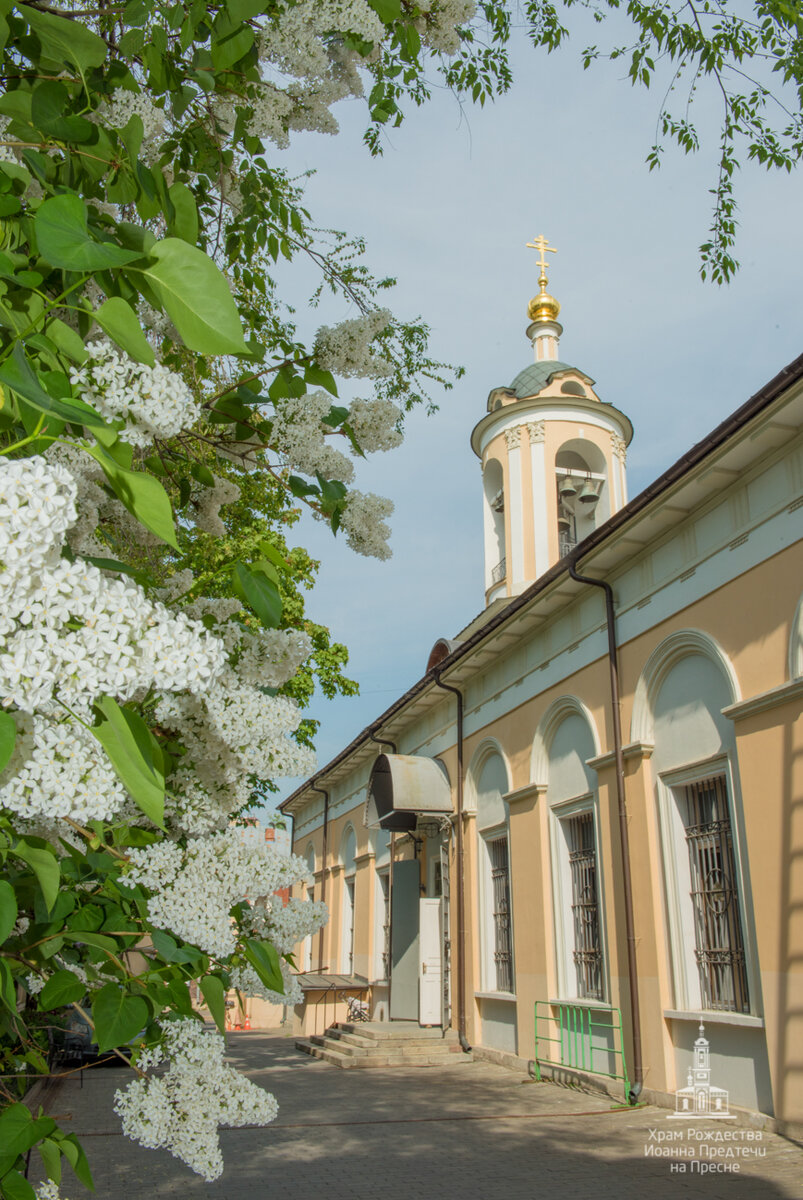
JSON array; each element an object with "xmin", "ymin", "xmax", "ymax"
[{"xmin": 295, "ymin": 1021, "xmax": 472, "ymax": 1069}]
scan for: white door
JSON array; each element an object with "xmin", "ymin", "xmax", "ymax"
[{"xmin": 419, "ymin": 899, "xmax": 442, "ymax": 1026}]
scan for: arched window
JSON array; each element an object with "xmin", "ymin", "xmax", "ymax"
[
  {"xmin": 555, "ymin": 438, "xmax": 609, "ymax": 557},
  {"xmin": 638, "ymin": 636, "xmax": 753, "ymax": 1015},
  {"xmin": 340, "ymin": 827, "xmax": 357, "ymax": 975},
  {"xmin": 542, "ymin": 705, "xmax": 605, "ymax": 1002},
  {"xmin": 483, "ymin": 458, "xmax": 506, "ymax": 588},
  {"xmin": 474, "ymin": 751, "xmax": 514, "ymax": 994}
]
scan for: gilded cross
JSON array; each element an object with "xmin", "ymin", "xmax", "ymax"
[{"xmin": 526, "ymin": 234, "xmax": 557, "ymax": 276}]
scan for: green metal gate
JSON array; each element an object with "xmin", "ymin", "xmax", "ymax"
[{"xmin": 534, "ymin": 1001, "xmax": 630, "ymax": 1097}]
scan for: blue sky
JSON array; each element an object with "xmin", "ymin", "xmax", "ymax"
[{"xmin": 266, "ymin": 23, "xmax": 803, "ymax": 809}]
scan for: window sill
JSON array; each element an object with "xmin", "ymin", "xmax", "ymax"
[
  {"xmin": 662, "ymin": 1012, "xmax": 763, "ymax": 1032},
  {"xmin": 548, "ymin": 997, "xmax": 612, "ymax": 1011},
  {"xmin": 475, "ymin": 991, "xmax": 517, "ymax": 1003},
  {"xmin": 664, "ymin": 1009, "xmax": 764, "ymax": 1029}
]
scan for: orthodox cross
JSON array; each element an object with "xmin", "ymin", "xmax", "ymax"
[{"xmin": 526, "ymin": 234, "xmax": 557, "ymax": 280}]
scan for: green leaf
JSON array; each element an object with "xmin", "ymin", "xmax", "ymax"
[
  {"xmin": 0, "ymin": 878, "xmax": 17, "ymax": 944},
  {"xmin": 304, "ymin": 365, "xmax": 338, "ymax": 396},
  {"xmin": 58, "ymin": 1135, "xmax": 93, "ymax": 1190},
  {"xmin": 150, "ymin": 929, "xmax": 202, "ymax": 964},
  {"xmin": 87, "ymin": 445, "xmax": 178, "ymax": 548},
  {"xmin": 91, "ymin": 984, "xmax": 148, "ymax": 1053},
  {"xmin": 38, "ymin": 1138, "xmax": 61, "ymax": 1187},
  {"xmin": 45, "ymin": 318, "xmax": 88, "ymax": 365},
  {"xmin": 0, "ymin": 346, "xmax": 105, "ymax": 427},
  {"xmin": 0, "ymin": 959, "xmax": 16, "ymax": 1012},
  {"xmin": 139, "ymin": 238, "xmax": 247, "ymax": 355},
  {"xmin": 24, "ymin": 6, "xmax": 108, "ymax": 73},
  {"xmin": 91, "ymin": 696, "xmax": 165, "ymax": 828},
  {"xmin": 13, "ymin": 841, "xmax": 59, "ymax": 912},
  {"xmin": 166, "ymin": 182, "xmax": 198, "ymax": 245},
  {"xmin": 233, "ymin": 563, "xmax": 282, "ymax": 628},
  {"xmin": 38, "ymin": 969, "xmax": 86, "ymax": 1011},
  {"xmin": 200, "ymin": 974, "xmax": 226, "ymax": 1032},
  {"xmin": 0, "ymin": 709, "xmax": 15, "ymax": 774},
  {"xmin": 35, "ymin": 195, "xmax": 139, "ymax": 273},
  {"xmin": 0, "ymin": 1106, "xmax": 36, "ymax": 1177},
  {"xmin": 0, "ymin": 1168, "xmax": 36, "ymax": 1200},
  {"xmin": 211, "ymin": 24, "xmax": 254, "ymax": 70},
  {"xmin": 243, "ymin": 938, "xmax": 284, "ymax": 994},
  {"xmin": 366, "ymin": 0, "xmax": 402, "ymax": 20},
  {"xmin": 31, "ymin": 80, "xmax": 95, "ymax": 143},
  {"xmin": 93, "ymin": 296, "xmax": 155, "ymax": 366}
]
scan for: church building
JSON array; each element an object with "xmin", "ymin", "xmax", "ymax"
[{"xmin": 281, "ymin": 239, "xmax": 803, "ymax": 1137}]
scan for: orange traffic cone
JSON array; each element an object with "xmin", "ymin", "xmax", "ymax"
[{"xmin": 244, "ymin": 1015, "xmax": 251, "ymax": 1030}]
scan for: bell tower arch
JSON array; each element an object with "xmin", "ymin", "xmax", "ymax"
[{"xmin": 473, "ymin": 237, "xmax": 634, "ymax": 606}]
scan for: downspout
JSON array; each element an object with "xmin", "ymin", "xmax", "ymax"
[
  {"xmin": 568, "ymin": 559, "xmax": 643, "ymax": 1102},
  {"xmin": 432, "ymin": 671, "xmax": 471, "ymax": 1053},
  {"xmin": 310, "ymin": 784, "xmax": 329, "ymax": 972}
]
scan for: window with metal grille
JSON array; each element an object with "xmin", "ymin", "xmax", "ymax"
[
  {"xmin": 488, "ymin": 835, "xmax": 514, "ymax": 993},
  {"xmin": 682, "ymin": 775, "xmax": 749, "ymax": 1013},
  {"xmin": 566, "ymin": 812, "xmax": 603, "ymax": 1001},
  {"xmin": 344, "ymin": 878, "xmax": 355, "ymax": 975},
  {"xmin": 379, "ymin": 872, "xmax": 390, "ymax": 981}
]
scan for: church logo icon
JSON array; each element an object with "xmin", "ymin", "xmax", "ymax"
[{"xmin": 668, "ymin": 1022, "xmax": 735, "ymax": 1119}]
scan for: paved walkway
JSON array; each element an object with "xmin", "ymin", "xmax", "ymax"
[{"xmin": 34, "ymin": 1032, "xmax": 803, "ymax": 1200}]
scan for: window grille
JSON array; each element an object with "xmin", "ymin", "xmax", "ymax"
[
  {"xmin": 345, "ymin": 879, "xmax": 355, "ymax": 976},
  {"xmin": 489, "ymin": 836, "xmax": 513, "ymax": 993},
  {"xmin": 682, "ymin": 775, "xmax": 749, "ymax": 1013},
  {"xmin": 379, "ymin": 873, "xmax": 390, "ymax": 981},
  {"xmin": 567, "ymin": 812, "xmax": 603, "ymax": 1000}
]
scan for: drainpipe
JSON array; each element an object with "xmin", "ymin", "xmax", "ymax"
[
  {"xmin": 310, "ymin": 784, "xmax": 329, "ymax": 972},
  {"xmin": 568, "ymin": 559, "xmax": 643, "ymax": 1102},
  {"xmin": 432, "ymin": 671, "xmax": 471, "ymax": 1053}
]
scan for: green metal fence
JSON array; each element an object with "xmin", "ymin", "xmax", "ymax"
[{"xmin": 534, "ymin": 1001, "xmax": 630, "ymax": 1097}]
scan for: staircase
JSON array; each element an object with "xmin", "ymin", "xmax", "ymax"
[{"xmin": 295, "ymin": 1021, "xmax": 473, "ymax": 1069}]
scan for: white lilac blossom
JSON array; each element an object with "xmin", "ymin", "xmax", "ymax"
[
  {"xmin": 339, "ymin": 489, "xmax": 394, "ymax": 559},
  {"xmin": 35, "ymin": 1183, "xmax": 69, "ymax": 1200},
  {"xmin": 25, "ymin": 973, "xmax": 46, "ymax": 995},
  {"xmin": 347, "ymin": 398, "xmax": 403, "ymax": 452},
  {"xmin": 70, "ymin": 341, "xmax": 201, "ymax": 448},
  {"xmin": 98, "ymin": 89, "xmax": 166, "ymax": 163},
  {"xmin": 115, "ymin": 1019, "xmax": 278, "ymax": 1181},
  {"xmin": 0, "ymin": 712, "xmax": 127, "ymax": 822},
  {"xmin": 270, "ymin": 390, "xmax": 354, "ymax": 482},
  {"xmin": 313, "ymin": 310, "xmax": 393, "ymax": 379},
  {"xmin": 417, "ymin": 0, "xmax": 477, "ymax": 53},
  {"xmin": 125, "ymin": 832, "xmax": 315, "ymax": 958},
  {"xmin": 192, "ymin": 474, "xmax": 241, "ymax": 537}
]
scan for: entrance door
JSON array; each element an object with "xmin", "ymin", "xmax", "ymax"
[
  {"xmin": 419, "ymin": 898, "xmax": 442, "ymax": 1026},
  {"xmin": 390, "ymin": 860, "xmax": 420, "ymax": 1020}
]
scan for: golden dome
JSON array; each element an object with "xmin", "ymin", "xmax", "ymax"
[{"xmin": 528, "ymin": 278, "xmax": 561, "ymax": 324}]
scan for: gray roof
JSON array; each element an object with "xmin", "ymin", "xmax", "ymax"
[{"xmin": 508, "ymin": 360, "xmax": 593, "ymax": 399}]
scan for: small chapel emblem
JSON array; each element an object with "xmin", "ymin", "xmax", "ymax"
[{"xmin": 668, "ymin": 1022, "xmax": 734, "ymax": 1119}]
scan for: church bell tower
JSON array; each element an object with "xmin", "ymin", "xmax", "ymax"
[{"xmin": 472, "ymin": 236, "xmax": 634, "ymax": 606}]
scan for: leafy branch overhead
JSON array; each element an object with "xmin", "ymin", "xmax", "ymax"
[{"xmin": 0, "ymin": 0, "xmax": 798, "ymax": 1196}]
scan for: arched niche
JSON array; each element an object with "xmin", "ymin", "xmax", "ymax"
[
  {"xmin": 370, "ymin": 827, "xmax": 391, "ymax": 869},
  {"xmin": 340, "ymin": 825, "xmax": 357, "ymax": 876},
  {"xmin": 482, "ymin": 457, "xmax": 505, "ymax": 587},
  {"xmin": 467, "ymin": 741, "xmax": 510, "ymax": 829},
  {"xmin": 531, "ymin": 696, "xmax": 601, "ymax": 795},
  {"xmin": 555, "ymin": 436, "xmax": 611, "ymax": 550},
  {"xmin": 631, "ymin": 630, "xmax": 740, "ymax": 772}
]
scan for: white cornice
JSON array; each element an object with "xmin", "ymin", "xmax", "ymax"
[{"xmin": 722, "ymin": 677, "xmax": 803, "ymax": 721}]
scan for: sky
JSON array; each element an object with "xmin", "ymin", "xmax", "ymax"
[{"xmin": 266, "ymin": 17, "xmax": 803, "ymax": 811}]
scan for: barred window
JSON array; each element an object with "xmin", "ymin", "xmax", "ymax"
[
  {"xmin": 682, "ymin": 775, "xmax": 749, "ymax": 1013},
  {"xmin": 379, "ymin": 872, "xmax": 390, "ymax": 981},
  {"xmin": 566, "ymin": 812, "xmax": 603, "ymax": 1001},
  {"xmin": 488, "ymin": 835, "xmax": 514, "ymax": 993}
]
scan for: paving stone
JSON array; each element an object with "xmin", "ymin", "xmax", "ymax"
[{"xmin": 28, "ymin": 1032, "xmax": 803, "ymax": 1200}]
